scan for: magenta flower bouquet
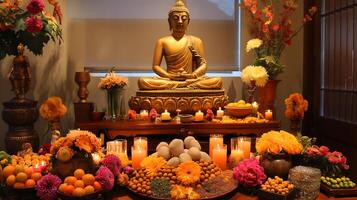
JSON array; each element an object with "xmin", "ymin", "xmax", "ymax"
[
  {"xmin": 102, "ymin": 154, "xmax": 122, "ymax": 176},
  {"xmin": 0, "ymin": 0, "xmax": 62, "ymax": 59},
  {"xmin": 233, "ymin": 158, "xmax": 266, "ymax": 188}
]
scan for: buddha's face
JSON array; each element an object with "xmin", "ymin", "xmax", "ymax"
[{"xmin": 169, "ymin": 11, "xmax": 190, "ymax": 34}]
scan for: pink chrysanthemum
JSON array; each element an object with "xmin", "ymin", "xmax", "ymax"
[
  {"xmin": 35, "ymin": 174, "xmax": 61, "ymax": 200},
  {"xmin": 25, "ymin": 16, "xmax": 43, "ymax": 33},
  {"xmin": 233, "ymin": 158, "xmax": 266, "ymax": 187},
  {"xmin": 102, "ymin": 154, "xmax": 121, "ymax": 176},
  {"xmin": 95, "ymin": 166, "xmax": 115, "ymax": 191},
  {"xmin": 26, "ymin": 0, "xmax": 45, "ymax": 15}
]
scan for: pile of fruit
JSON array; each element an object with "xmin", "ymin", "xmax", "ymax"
[
  {"xmin": 321, "ymin": 176, "xmax": 356, "ymax": 189},
  {"xmin": 3, "ymin": 164, "xmax": 42, "ymax": 189},
  {"xmin": 127, "ymin": 136, "xmax": 237, "ymax": 200},
  {"xmin": 58, "ymin": 169, "xmax": 101, "ymax": 197},
  {"xmin": 260, "ymin": 176, "xmax": 295, "ymax": 195},
  {"xmin": 11, "ymin": 153, "xmax": 50, "ymax": 167},
  {"xmin": 226, "ymin": 100, "xmax": 252, "ymax": 108},
  {"xmin": 155, "ymin": 136, "xmax": 210, "ymax": 165}
]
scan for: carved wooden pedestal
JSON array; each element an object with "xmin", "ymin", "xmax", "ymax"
[
  {"xmin": 129, "ymin": 89, "xmax": 229, "ymax": 114},
  {"xmin": 2, "ymin": 99, "xmax": 39, "ymax": 154}
]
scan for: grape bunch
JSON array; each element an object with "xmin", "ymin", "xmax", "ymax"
[{"xmin": 321, "ymin": 176, "xmax": 356, "ymax": 189}]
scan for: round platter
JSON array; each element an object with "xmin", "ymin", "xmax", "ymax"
[
  {"xmin": 57, "ymin": 190, "xmax": 104, "ymax": 200},
  {"xmin": 127, "ymin": 170, "xmax": 238, "ymax": 200}
]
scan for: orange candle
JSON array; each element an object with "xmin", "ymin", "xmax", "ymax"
[
  {"xmin": 140, "ymin": 110, "xmax": 149, "ymax": 120},
  {"xmin": 134, "ymin": 137, "xmax": 147, "ymax": 150},
  {"xmin": 265, "ymin": 109, "xmax": 273, "ymax": 120},
  {"xmin": 212, "ymin": 144, "xmax": 227, "ymax": 170},
  {"xmin": 131, "ymin": 146, "xmax": 147, "ymax": 169},
  {"xmin": 209, "ymin": 134, "xmax": 223, "ymax": 158},
  {"xmin": 238, "ymin": 137, "xmax": 251, "ymax": 159},
  {"xmin": 161, "ymin": 110, "xmax": 171, "ymax": 121},
  {"xmin": 195, "ymin": 110, "xmax": 204, "ymax": 121}
]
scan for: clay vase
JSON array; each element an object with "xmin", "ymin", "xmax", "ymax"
[
  {"xmin": 258, "ymin": 80, "xmax": 281, "ymax": 115},
  {"xmin": 260, "ymin": 154, "xmax": 293, "ymax": 179},
  {"xmin": 75, "ymin": 71, "xmax": 90, "ymax": 102}
]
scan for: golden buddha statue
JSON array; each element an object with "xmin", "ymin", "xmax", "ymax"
[{"xmin": 138, "ymin": 0, "xmax": 223, "ymax": 90}]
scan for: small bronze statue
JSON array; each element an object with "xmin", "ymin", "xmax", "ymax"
[
  {"xmin": 8, "ymin": 43, "xmax": 31, "ymax": 99},
  {"xmin": 138, "ymin": 0, "xmax": 222, "ymax": 90}
]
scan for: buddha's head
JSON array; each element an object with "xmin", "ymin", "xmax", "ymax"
[{"xmin": 168, "ymin": 0, "xmax": 190, "ymax": 34}]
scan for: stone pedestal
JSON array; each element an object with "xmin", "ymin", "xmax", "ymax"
[
  {"xmin": 129, "ymin": 89, "xmax": 229, "ymax": 114},
  {"xmin": 2, "ymin": 99, "xmax": 39, "ymax": 154}
]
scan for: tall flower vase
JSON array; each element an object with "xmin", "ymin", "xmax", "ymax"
[
  {"xmin": 106, "ymin": 88, "xmax": 125, "ymax": 120},
  {"xmin": 258, "ymin": 80, "xmax": 280, "ymax": 115},
  {"xmin": 289, "ymin": 119, "xmax": 302, "ymax": 136}
]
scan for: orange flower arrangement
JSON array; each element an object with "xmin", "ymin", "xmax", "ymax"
[
  {"xmin": 39, "ymin": 96, "xmax": 67, "ymax": 122},
  {"xmin": 176, "ymin": 161, "xmax": 201, "ymax": 185},
  {"xmin": 284, "ymin": 93, "xmax": 308, "ymax": 120},
  {"xmin": 256, "ymin": 130, "xmax": 303, "ymax": 155},
  {"xmin": 50, "ymin": 130, "xmax": 101, "ymax": 154}
]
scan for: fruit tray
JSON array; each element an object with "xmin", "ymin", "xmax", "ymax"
[
  {"xmin": 320, "ymin": 183, "xmax": 357, "ymax": 197},
  {"xmin": 57, "ymin": 190, "xmax": 104, "ymax": 200},
  {"xmin": 257, "ymin": 188, "xmax": 298, "ymax": 200}
]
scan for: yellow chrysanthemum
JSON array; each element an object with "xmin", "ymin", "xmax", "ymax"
[
  {"xmin": 256, "ymin": 130, "xmax": 303, "ymax": 155},
  {"xmin": 176, "ymin": 161, "xmax": 201, "ymax": 185},
  {"xmin": 246, "ymin": 38, "xmax": 263, "ymax": 52}
]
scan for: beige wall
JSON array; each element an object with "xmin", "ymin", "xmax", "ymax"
[{"xmin": 0, "ymin": 1, "xmax": 304, "ymax": 150}]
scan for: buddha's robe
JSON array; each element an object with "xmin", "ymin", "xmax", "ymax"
[{"xmin": 138, "ymin": 38, "xmax": 222, "ymax": 90}]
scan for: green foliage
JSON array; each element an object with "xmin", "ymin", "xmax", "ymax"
[
  {"xmin": 296, "ymin": 133, "xmax": 317, "ymax": 153},
  {"xmin": 254, "ymin": 56, "xmax": 284, "ymax": 80}
]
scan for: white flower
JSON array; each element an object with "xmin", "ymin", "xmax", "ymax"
[
  {"xmin": 246, "ymin": 38, "xmax": 263, "ymax": 52},
  {"xmin": 241, "ymin": 65, "xmax": 269, "ymax": 87}
]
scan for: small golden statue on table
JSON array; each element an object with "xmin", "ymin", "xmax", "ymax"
[{"xmin": 130, "ymin": 0, "xmax": 228, "ymax": 114}]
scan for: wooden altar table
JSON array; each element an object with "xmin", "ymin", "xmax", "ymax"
[{"xmin": 75, "ymin": 120, "xmax": 280, "ymax": 153}]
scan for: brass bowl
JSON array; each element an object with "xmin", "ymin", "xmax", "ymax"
[
  {"xmin": 224, "ymin": 106, "xmax": 253, "ymax": 118},
  {"xmin": 180, "ymin": 114, "xmax": 194, "ymax": 123}
]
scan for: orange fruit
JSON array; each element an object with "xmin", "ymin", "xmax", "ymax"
[
  {"xmin": 58, "ymin": 183, "xmax": 67, "ymax": 193},
  {"xmin": 63, "ymin": 184, "xmax": 75, "ymax": 196},
  {"xmin": 13, "ymin": 182, "xmax": 25, "ymax": 189},
  {"xmin": 24, "ymin": 167, "xmax": 33, "ymax": 177},
  {"xmin": 72, "ymin": 187, "xmax": 85, "ymax": 197},
  {"xmin": 93, "ymin": 181, "xmax": 102, "ymax": 191},
  {"xmin": 31, "ymin": 172, "xmax": 42, "ymax": 182},
  {"xmin": 82, "ymin": 174, "xmax": 95, "ymax": 186},
  {"xmin": 14, "ymin": 165, "xmax": 24, "ymax": 174},
  {"xmin": 84, "ymin": 185, "xmax": 95, "ymax": 195},
  {"xmin": 64, "ymin": 176, "xmax": 77, "ymax": 185},
  {"xmin": 74, "ymin": 169, "xmax": 85, "ymax": 180},
  {"xmin": 3, "ymin": 165, "xmax": 15, "ymax": 178},
  {"xmin": 6, "ymin": 175, "xmax": 16, "ymax": 187},
  {"xmin": 16, "ymin": 172, "xmax": 28, "ymax": 183},
  {"xmin": 74, "ymin": 180, "xmax": 84, "ymax": 188},
  {"xmin": 25, "ymin": 179, "xmax": 36, "ymax": 188}
]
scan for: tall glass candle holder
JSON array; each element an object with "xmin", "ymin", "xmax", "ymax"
[
  {"xmin": 134, "ymin": 137, "xmax": 147, "ymax": 150},
  {"xmin": 212, "ymin": 144, "xmax": 227, "ymax": 170},
  {"xmin": 238, "ymin": 137, "xmax": 251, "ymax": 159},
  {"xmin": 209, "ymin": 134, "xmax": 223, "ymax": 158},
  {"xmin": 131, "ymin": 145, "xmax": 147, "ymax": 169},
  {"xmin": 229, "ymin": 137, "xmax": 244, "ymax": 167}
]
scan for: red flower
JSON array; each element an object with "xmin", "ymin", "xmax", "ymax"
[
  {"xmin": 26, "ymin": 0, "xmax": 45, "ymax": 15},
  {"xmin": 25, "ymin": 16, "xmax": 43, "ymax": 32},
  {"xmin": 319, "ymin": 146, "xmax": 329, "ymax": 156}
]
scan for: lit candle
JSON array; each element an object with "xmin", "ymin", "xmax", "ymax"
[
  {"xmin": 238, "ymin": 137, "xmax": 251, "ymax": 159},
  {"xmin": 195, "ymin": 110, "xmax": 204, "ymax": 121},
  {"xmin": 161, "ymin": 110, "xmax": 171, "ymax": 121},
  {"xmin": 252, "ymin": 102, "xmax": 259, "ymax": 114},
  {"xmin": 134, "ymin": 137, "xmax": 147, "ymax": 150},
  {"xmin": 131, "ymin": 146, "xmax": 147, "ymax": 169},
  {"xmin": 216, "ymin": 107, "xmax": 224, "ymax": 118},
  {"xmin": 209, "ymin": 134, "xmax": 223, "ymax": 158},
  {"xmin": 140, "ymin": 110, "xmax": 149, "ymax": 120},
  {"xmin": 265, "ymin": 109, "xmax": 273, "ymax": 120},
  {"xmin": 212, "ymin": 144, "xmax": 227, "ymax": 170},
  {"xmin": 229, "ymin": 149, "xmax": 244, "ymax": 167},
  {"xmin": 92, "ymin": 153, "xmax": 101, "ymax": 165}
]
